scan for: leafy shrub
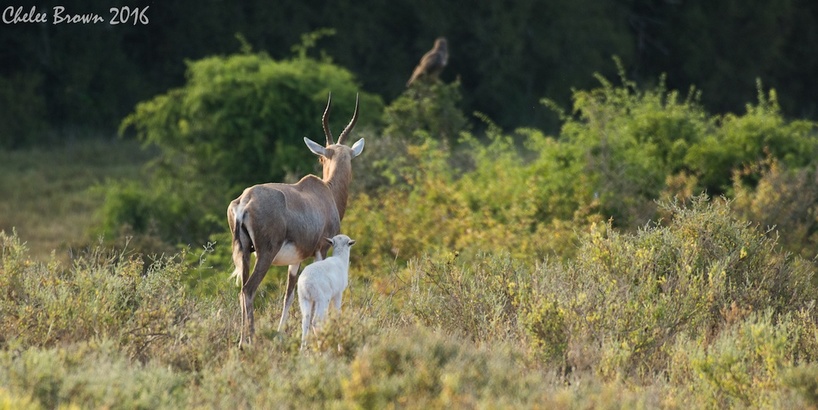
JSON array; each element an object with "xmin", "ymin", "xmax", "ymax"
[
  {"xmin": 785, "ymin": 363, "xmax": 818, "ymax": 407},
  {"xmin": 537, "ymin": 68, "xmax": 710, "ymax": 227},
  {"xmin": 519, "ymin": 297, "xmax": 568, "ymax": 365},
  {"xmin": 0, "ymin": 231, "xmax": 201, "ymax": 360},
  {"xmin": 352, "ymin": 78, "xmax": 467, "ymax": 193},
  {"xmin": 668, "ymin": 309, "xmax": 813, "ymax": 408},
  {"xmin": 120, "ymin": 51, "xmax": 384, "ymax": 191},
  {"xmin": 93, "ymin": 176, "xmax": 222, "ymax": 251},
  {"xmin": 527, "ymin": 197, "xmax": 816, "ymax": 379},
  {"xmin": 0, "ymin": 387, "xmax": 40, "ymax": 410},
  {"xmin": 732, "ymin": 159, "xmax": 818, "ymax": 258},
  {"xmin": 342, "ymin": 326, "xmax": 547, "ymax": 408},
  {"xmin": 344, "ymin": 129, "xmax": 600, "ymax": 280},
  {"xmin": 382, "ymin": 80, "xmax": 467, "ymax": 146},
  {"xmin": 405, "ymin": 253, "xmax": 521, "ymax": 343},
  {"xmin": 525, "ymin": 72, "xmax": 818, "ymax": 231},
  {"xmin": 0, "ymin": 341, "xmax": 188, "ymax": 409},
  {"xmin": 685, "ymin": 82, "xmax": 818, "ymax": 194}
]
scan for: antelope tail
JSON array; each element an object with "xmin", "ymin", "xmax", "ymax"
[{"xmin": 230, "ymin": 215, "xmax": 252, "ymax": 287}]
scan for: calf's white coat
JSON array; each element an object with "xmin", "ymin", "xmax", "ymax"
[{"xmin": 297, "ymin": 234, "xmax": 355, "ymax": 349}]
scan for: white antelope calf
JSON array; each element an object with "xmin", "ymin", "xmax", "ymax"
[
  {"xmin": 227, "ymin": 93, "xmax": 364, "ymax": 348},
  {"xmin": 297, "ymin": 234, "xmax": 355, "ymax": 350}
]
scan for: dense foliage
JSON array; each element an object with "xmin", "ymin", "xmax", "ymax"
[{"xmin": 343, "ymin": 71, "xmax": 818, "ymax": 285}]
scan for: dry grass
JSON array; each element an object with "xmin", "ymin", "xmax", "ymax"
[{"xmin": 0, "ymin": 137, "xmax": 155, "ymax": 262}]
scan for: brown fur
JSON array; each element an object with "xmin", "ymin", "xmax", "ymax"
[{"xmin": 227, "ymin": 94, "xmax": 364, "ymax": 347}]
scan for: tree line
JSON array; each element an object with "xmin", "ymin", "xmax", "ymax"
[{"xmin": 1, "ymin": 0, "xmax": 817, "ymax": 148}]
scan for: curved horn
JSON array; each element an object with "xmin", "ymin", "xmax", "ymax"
[
  {"xmin": 337, "ymin": 93, "xmax": 359, "ymax": 145},
  {"xmin": 322, "ymin": 92, "xmax": 334, "ymax": 145}
]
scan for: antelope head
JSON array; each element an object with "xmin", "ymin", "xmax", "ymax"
[{"xmin": 304, "ymin": 93, "xmax": 365, "ymax": 180}]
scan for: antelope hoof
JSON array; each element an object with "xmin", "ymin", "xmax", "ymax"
[{"xmin": 238, "ymin": 335, "xmax": 252, "ymax": 350}]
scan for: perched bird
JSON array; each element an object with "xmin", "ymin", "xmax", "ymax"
[{"xmin": 406, "ymin": 37, "xmax": 448, "ymax": 87}]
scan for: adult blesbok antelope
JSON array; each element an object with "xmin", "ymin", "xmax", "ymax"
[{"xmin": 227, "ymin": 93, "xmax": 364, "ymax": 347}]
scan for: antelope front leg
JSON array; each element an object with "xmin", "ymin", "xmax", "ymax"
[{"xmin": 277, "ymin": 263, "xmax": 300, "ymax": 332}]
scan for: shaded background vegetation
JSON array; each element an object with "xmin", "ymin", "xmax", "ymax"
[{"xmin": 3, "ymin": 0, "xmax": 818, "ymax": 147}]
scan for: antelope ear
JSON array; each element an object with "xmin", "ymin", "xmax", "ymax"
[
  {"xmin": 304, "ymin": 137, "xmax": 327, "ymax": 157},
  {"xmin": 351, "ymin": 138, "xmax": 365, "ymax": 158}
]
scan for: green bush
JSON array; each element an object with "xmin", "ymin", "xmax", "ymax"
[
  {"xmin": 405, "ymin": 253, "xmax": 521, "ymax": 343},
  {"xmin": 344, "ymin": 128, "xmax": 600, "ymax": 279},
  {"xmin": 0, "ymin": 231, "xmax": 196, "ymax": 354},
  {"xmin": 93, "ymin": 177, "xmax": 222, "ymax": 250},
  {"xmin": 355, "ymin": 78, "xmax": 467, "ymax": 194},
  {"xmin": 535, "ymin": 68, "xmax": 711, "ymax": 227},
  {"xmin": 785, "ymin": 363, "xmax": 818, "ymax": 407},
  {"xmin": 732, "ymin": 159, "xmax": 818, "ymax": 258},
  {"xmin": 520, "ymin": 297, "xmax": 568, "ymax": 365},
  {"xmin": 669, "ymin": 309, "xmax": 813, "ymax": 408},
  {"xmin": 685, "ymin": 82, "xmax": 818, "ymax": 194},
  {"xmin": 382, "ymin": 80, "xmax": 467, "ymax": 146},
  {"xmin": 120, "ymin": 51, "xmax": 384, "ymax": 191},
  {"xmin": 523, "ymin": 73, "xmax": 818, "ymax": 231},
  {"xmin": 342, "ymin": 326, "xmax": 547, "ymax": 408},
  {"xmin": 0, "ymin": 341, "xmax": 188, "ymax": 409},
  {"xmin": 527, "ymin": 197, "xmax": 816, "ymax": 379}
]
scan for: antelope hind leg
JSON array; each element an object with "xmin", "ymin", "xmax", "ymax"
[
  {"xmin": 239, "ymin": 289, "xmax": 254, "ymax": 348},
  {"xmin": 277, "ymin": 263, "xmax": 301, "ymax": 332}
]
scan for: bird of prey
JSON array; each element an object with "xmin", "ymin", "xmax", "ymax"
[{"xmin": 406, "ymin": 37, "xmax": 448, "ymax": 87}]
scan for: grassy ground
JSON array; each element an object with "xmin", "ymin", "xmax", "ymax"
[
  {"xmin": 1, "ymin": 137, "xmax": 818, "ymax": 408},
  {"xmin": 0, "ymin": 138, "xmax": 155, "ymax": 262}
]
